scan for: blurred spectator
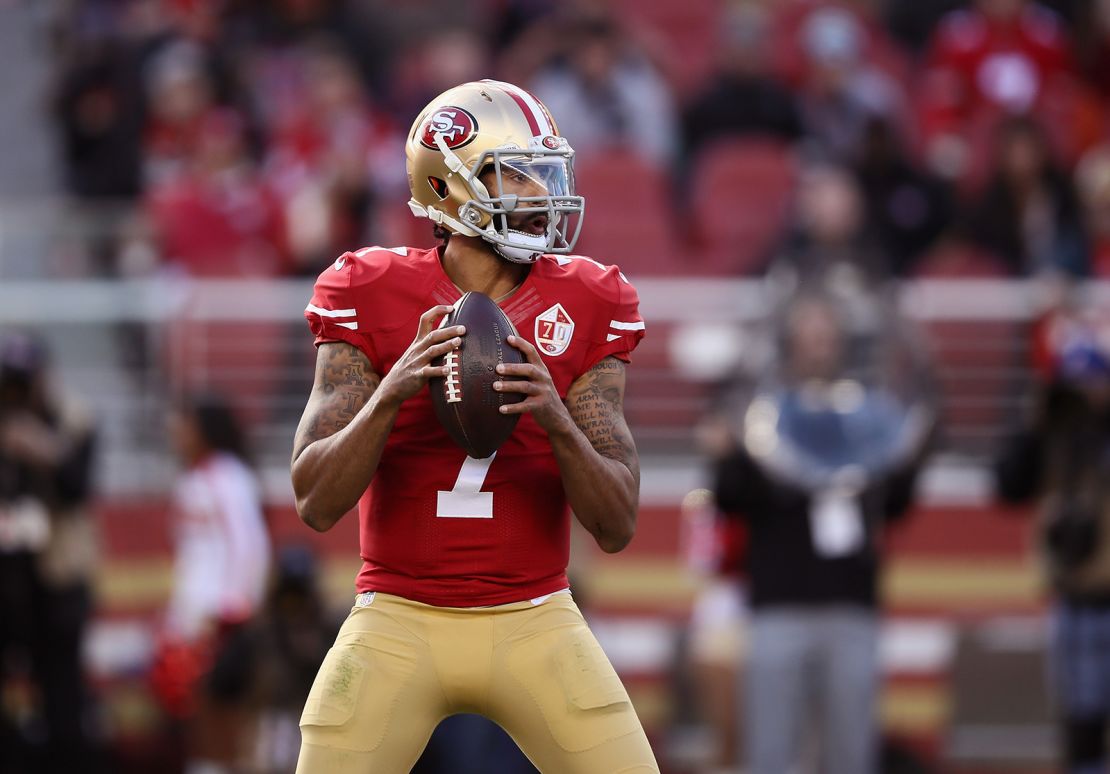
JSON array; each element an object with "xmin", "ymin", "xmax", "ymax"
[
  {"xmin": 774, "ymin": 0, "xmax": 914, "ymax": 87},
  {"xmin": 524, "ymin": 10, "xmax": 678, "ymax": 167},
  {"xmin": 919, "ymin": 0, "xmax": 1076, "ymax": 180},
  {"xmin": 793, "ymin": 6, "xmax": 909, "ymax": 164},
  {"xmin": 146, "ymin": 109, "xmax": 290, "ymax": 277},
  {"xmin": 677, "ymin": 487, "xmax": 749, "ymax": 772},
  {"xmin": 710, "ymin": 292, "xmax": 934, "ymax": 774},
  {"xmin": 0, "ymin": 331, "xmax": 97, "ymax": 774},
  {"xmin": 770, "ymin": 161, "xmax": 890, "ymax": 293},
  {"xmin": 205, "ymin": 545, "xmax": 336, "ymax": 774},
  {"xmin": 262, "ymin": 39, "xmax": 404, "ymax": 273},
  {"xmin": 1076, "ymin": 143, "xmax": 1110, "ymax": 277},
  {"xmin": 1028, "ymin": 275, "xmax": 1097, "ymax": 380},
  {"xmin": 221, "ymin": 0, "xmax": 388, "ymax": 97},
  {"xmin": 142, "ymin": 39, "xmax": 220, "ymax": 188},
  {"xmin": 681, "ymin": 2, "xmax": 803, "ymax": 166},
  {"xmin": 969, "ymin": 115, "xmax": 1088, "ymax": 277},
  {"xmin": 52, "ymin": 35, "xmax": 144, "ymax": 200},
  {"xmin": 995, "ymin": 300, "xmax": 1110, "ymax": 774},
  {"xmin": 854, "ymin": 115, "xmax": 953, "ymax": 275},
  {"xmin": 151, "ymin": 393, "xmax": 271, "ymax": 773}
]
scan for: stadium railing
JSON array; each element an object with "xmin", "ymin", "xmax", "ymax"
[{"xmin": 2, "ymin": 276, "xmax": 1105, "ymax": 505}]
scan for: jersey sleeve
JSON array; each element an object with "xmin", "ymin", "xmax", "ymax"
[
  {"xmin": 304, "ymin": 252, "xmax": 379, "ymax": 367},
  {"xmin": 582, "ymin": 270, "xmax": 645, "ymax": 368}
]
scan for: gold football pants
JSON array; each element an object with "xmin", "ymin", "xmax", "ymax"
[{"xmin": 296, "ymin": 591, "xmax": 659, "ymax": 773}]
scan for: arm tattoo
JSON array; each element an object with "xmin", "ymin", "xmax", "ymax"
[
  {"xmin": 566, "ymin": 357, "xmax": 640, "ymax": 483},
  {"xmin": 293, "ymin": 342, "xmax": 379, "ymax": 459}
]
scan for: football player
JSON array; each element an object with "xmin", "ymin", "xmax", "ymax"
[{"xmin": 293, "ymin": 80, "xmax": 659, "ymax": 772}]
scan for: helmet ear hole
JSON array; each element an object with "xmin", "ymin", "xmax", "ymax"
[{"xmin": 428, "ymin": 176, "xmax": 449, "ymax": 199}]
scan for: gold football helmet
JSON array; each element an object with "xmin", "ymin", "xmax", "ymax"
[{"xmin": 405, "ymin": 79, "xmax": 585, "ymax": 264}]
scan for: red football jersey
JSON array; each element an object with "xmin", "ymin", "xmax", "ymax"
[{"xmin": 304, "ymin": 245, "xmax": 645, "ymax": 606}]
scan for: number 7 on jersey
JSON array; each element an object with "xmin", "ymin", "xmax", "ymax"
[{"xmin": 437, "ymin": 453, "xmax": 496, "ymax": 518}]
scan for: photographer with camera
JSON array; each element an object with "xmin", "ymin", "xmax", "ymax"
[
  {"xmin": 996, "ymin": 304, "xmax": 1110, "ymax": 774},
  {"xmin": 0, "ymin": 331, "xmax": 97, "ymax": 773}
]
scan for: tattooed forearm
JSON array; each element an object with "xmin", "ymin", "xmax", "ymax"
[
  {"xmin": 293, "ymin": 342, "xmax": 379, "ymax": 459},
  {"xmin": 566, "ymin": 357, "xmax": 639, "ymax": 482},
  {"xmin": 340, "ymin": 389, "xmax": 364, "ymax": 422}
]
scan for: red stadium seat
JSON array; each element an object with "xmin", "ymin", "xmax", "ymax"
[
  {"xmin": 688, "ymin": 138, "xmax": 797, "ymax": 275},
  {"xmin": 573, "ymin": 150, "xmax": 686, "ymax": 276}
]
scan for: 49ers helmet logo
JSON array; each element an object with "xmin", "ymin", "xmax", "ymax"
[{"xmin": 420, "ymin": 106, "xmax": 479, "ymax": 150}]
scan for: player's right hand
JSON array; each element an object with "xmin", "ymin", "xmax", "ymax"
[{"xmin": 378, "ymin": 304, "xmax": 464, "ymax": 407}]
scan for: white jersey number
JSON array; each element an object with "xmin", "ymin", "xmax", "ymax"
[{"xmin": 436, "ymin": 453, "xmax": 496, "ymax": 518}]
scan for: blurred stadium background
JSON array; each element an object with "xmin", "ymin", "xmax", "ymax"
[{"xmin": 2, "ymin": 0, "xmax": 1110, "ymax": 771}]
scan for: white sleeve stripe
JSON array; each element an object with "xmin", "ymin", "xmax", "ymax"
[
  {"xmin": 306, "ymin": 303, "xmax": 356, "ymax": 318},
  {"xmin": 609, "ymin": 320, "xmax": 645, "ymax": 331},
  {"xmin": 335, "ymin": 321, "xmax": 359, "ymax": 330},
  {"xmin": 606, "ymin": 333, "xmax": 621, "ymax": 342},
  {"xmin": 355, "ymin": 246, "xmax": 407, "ymax": 256}
]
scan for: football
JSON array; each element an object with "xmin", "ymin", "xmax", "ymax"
[{"xmin": 429, "ymin": 292, "xmax": 526, "ymax": 458}]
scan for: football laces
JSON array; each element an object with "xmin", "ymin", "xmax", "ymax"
[{"xmin": 443, "ymin": 349, "xmax": 462, "ymax": 404}]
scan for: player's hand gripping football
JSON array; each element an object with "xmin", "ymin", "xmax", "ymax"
[
  {"xmin": 378, "ymin": 305, "xmax": 465, "ymax": 407},
  {"xmin": 493, "ymin": 335, "xmax": 572, "ymax": 434}
]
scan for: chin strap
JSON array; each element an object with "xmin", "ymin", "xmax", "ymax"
[
  {"xmin": 407, "ymin": 199, "xmax": 481, "ymax": 238},
  {"xmin": 493, "ymin": 231, "xmax": 546, "ymax": 264},
  {"xmin": 408, "ymin": 198, "xmax": 544, "ymax": 263}
]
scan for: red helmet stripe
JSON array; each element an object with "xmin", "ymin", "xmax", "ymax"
[
  {"xmin": 504, "ymin": 89, "xmax": 541, "ymax": 136},
  {"xmin": 482, "ymin": 79, "xmax": 552, "ymax": 137},
  {"xmin": 524, "ymin": 87, "xmax": 557, "ymax": 133}
]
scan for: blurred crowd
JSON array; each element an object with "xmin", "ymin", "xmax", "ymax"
[
  {"xmin": 6, "ymin": 0, "xmax": 1109, "ymax": 773},
  {"xmin": 44, "ymin": 0, "xmax": 1110, "ymax": 282}
]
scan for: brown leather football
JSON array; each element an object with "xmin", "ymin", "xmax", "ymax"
[{"xmin": 429, "ymin": 292, "xmax": 525, "ymax": 458}]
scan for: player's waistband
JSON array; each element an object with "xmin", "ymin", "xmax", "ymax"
[{"xmin": 353, "ymin": 588, "xmax": 572, "ymax": 613}]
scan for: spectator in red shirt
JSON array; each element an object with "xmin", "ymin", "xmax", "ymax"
[
  {"xmin": 143, "ymin": 39, "xmax": 219, "ymax": 189},
  {"xmin": 920, "ymin": 0, "xmax": 1076, "ymax": 180},
  {"xmin": 263, "ymin": 40, "xmax": 403, "ymax": 274},
  {"xmin": 147, "ymin": 109, "xmax": 290, "ymax": 278}
]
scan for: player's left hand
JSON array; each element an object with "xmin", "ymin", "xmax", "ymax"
[{"xmin": 494, "ymin": 335, "xmax": 572, "ymax": 434}]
